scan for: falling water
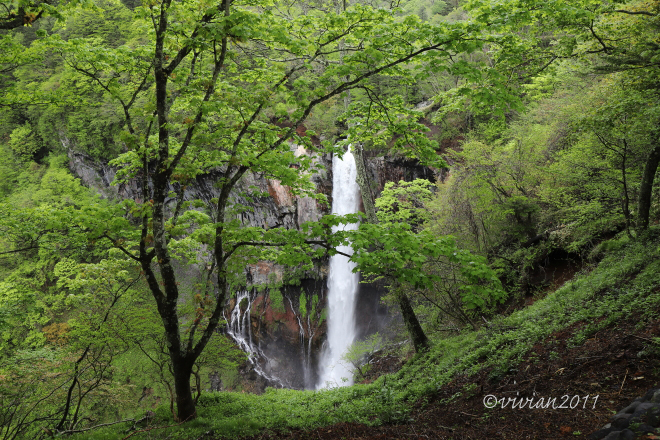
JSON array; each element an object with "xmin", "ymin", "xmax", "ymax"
[
  {"xmin": 317, "ymin": 146, "xmax": 361, "ymax": 389},
  {"xmin": 225, "ymin": 290, "xmax": 285, "ymax": 387},
  {"xmin": 288, "ymin": 297, "xmax": 316, "ymax": 389}
]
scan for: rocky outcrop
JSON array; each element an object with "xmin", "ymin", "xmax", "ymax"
[
  {"xmin": 366, "ymin": 154, "xmax": 440, "ymax": 191},
  {"xmin": 588, "ymin": 388, "xmax": 660, "ymax": 440},
  {"xmin": 66, "ymin": 145, "xmax": 330, "ymax": 231}
]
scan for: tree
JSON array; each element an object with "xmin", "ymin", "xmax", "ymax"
[
  {"xmin": 0, "ymin": 207, "xmax": 138, "ymax": 439},
  {"xmin": 0, "ymin": 0, "xmax": 59, "ymax": 29},
  {"xmin": 429, "ymin": 116, "xmax": 550, "ymax": 258},
  {"xmin": 340, "ymin": 332, "xmax": 382, "ymax": 380},
  {"xmin": 463, "ymin": 0, "xmax": 660, "ymax": 229},
  {"xmin": 341, "ymin": 96, "xmax": 445, "ymax": 353},
  {"xmin": 571, "ymin": 80, "xmax": 655, "ymax": 235},
  {"xmin": 349, "ymin": 180, "xmax": 505, "ymax": 341},
  {"xmin": 22, "ymin": 0, "xmax": 496, "ymax": 421}
]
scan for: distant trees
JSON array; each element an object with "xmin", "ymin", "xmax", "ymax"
[
  {"xmin": 430, "ymin": 60, "xmax": 658, "ymax": 290},
  {"xmin": 0, "ymin": 168, "xmax": 139, "ymax": 439},
  {"xmin": 464, "ymin": 0, "xmax": 660, "ymax": 230}
]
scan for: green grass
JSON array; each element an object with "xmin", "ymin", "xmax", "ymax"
[{"xmin": 71, "ymin": 232, "xmax": 660, "ymax": 440}]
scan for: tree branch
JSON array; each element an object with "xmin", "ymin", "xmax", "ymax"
[{"xmin": 609, "ymin": 9, "xmax": 656, "ymax": 17}]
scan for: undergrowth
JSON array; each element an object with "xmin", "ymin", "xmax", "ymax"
[{"xmin": 71, "ymin": 231, "xmax": 660, "ymax": 440}]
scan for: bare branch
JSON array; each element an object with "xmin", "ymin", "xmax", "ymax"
[{"xmin": 609, "ymin": 9, "xmax": 656, "ymax": 17}]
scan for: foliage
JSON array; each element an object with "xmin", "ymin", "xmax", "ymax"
[
  {"xmin": 340, "ymin": 332, "xmax": 383, "ymax": 380},
  {"xmin": 341, "ymin": 96, "xmax": 444, "ymax": 167},
  {"xmin": 352, "ymin": 224, "xmax": 505, "ymax": 309},
  {"xmin": 8, "ymin": 123, "xmax": 42, "ymax": 160},
  {"xmin": 429, "ymin": 61, "xmax": 660, "ymax": 291},
  {"xmin": 0, "ymin": 0, "xmax": 510, "ymax": 422},
  {"xmin": 430, "ymin": 119, "xmax": 549, "ymax": 252},
  {"xmin": 375, "ymin": 179, "xmax": 435, "ymax": 227},
  {"xmin": 1, "ymin": 0, "xmax": 660, "ymax": 436},
  {"xmin": 61, "ymin": 229, "xmax": 660, "ymax": 440},
  {"xmin": 348, "ymin": 179, "xmax": 506, "ymax": 328}
]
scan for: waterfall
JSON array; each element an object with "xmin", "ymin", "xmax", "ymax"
[
  {"xmin": 225, "ymin": 290, "xmax": 285, "ymax": 387},
  {"xmin": 288, "ymin": 297, "xmax": 316, "ymax": 390},
  {"xmin": 317, "ymin": 146, "xmax": 361, "ymax": 389}
]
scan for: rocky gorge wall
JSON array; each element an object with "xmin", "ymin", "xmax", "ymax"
[{"xmin": 66, "ymin": 139, "xmax": 444, "ymax": 391}]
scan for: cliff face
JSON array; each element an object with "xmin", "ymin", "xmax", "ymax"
[
  {"xmin": 66, "ymin": 139, "xmax": 442, "ymax": 391},
  {"xmin": 66, "ymin": 149, "xmax": 330, "ymax": 231}
]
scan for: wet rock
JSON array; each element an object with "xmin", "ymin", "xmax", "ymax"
[
  {"xmin": 612, "ymin": 414, "xmax": 631, "ymax": 429},
  {"xmin": 652, "ymin": 390, "xmax": 660, "ymax": 404},
  {"xmin": 646, "ymin": 406, "xmax": 660, "ymax": 426},
  {"xmin": 634, "ymin": 402, "xmax": 657, "ymax": 414},
  {"xmin": 619, "ymin": 400, "xmax": 641, "ymax": 415},
  {"xmin": 619, "ymin": 429, "xmax": 635, "ymax": 440},
  {"xmin": 631, "ymin": 424, "xmax": 656, "ymax": 435},
  {"xmin": 588, "ymin": 427, "xmax": 613, "ymax": 440},
  {"xmin": 588, "ymin": 388, "xmax": 660, "ymax": 440},
  {"xmin": 602, "ymin": 431, "xmax": 622, "ymax": 440}
]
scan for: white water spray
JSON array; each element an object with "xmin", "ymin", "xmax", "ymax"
[
  {"xmin": 317, "ymin": 146, "xmax": 361, "ymax": 388},
  {"xmin": 288, "ymin": 297, "xmax": 316, "ymax": 389},
  {"xmin": 226, "ymin": 290, "xmax": 285, "ymax": 387}
]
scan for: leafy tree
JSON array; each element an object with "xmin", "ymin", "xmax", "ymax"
[
  {"xmin": 0, "ymin": 0, "xmax": 59, "ymax": 29},
  {"xmin": 336, "ymin": 86, "xmax": 449, "ymax": 353},
  {"xmin": 340, "ymin": 332, "xmax": 382, "ymax": 380},
  {"xmin": 0, "ymin": 155, "xmax": 145, "ymax": 437},
  {"xmin": 0, "ymin": 349, "xmax": 67, "ymax": 440},
  {"xmin": 10, "ymin": 0, "xmax": 498, "ymax": 422},
  {"xmin": 50, "ymin": 256, "xmax": 139, "ymax": 433},
  {"xmin": 350, "ymin": 179, "xmax": 505, "ymax": 336},
  {"xmin": 553, "ymin": 79, "xmax": 653, "ymax": 236},
  {"xmin": 0, "ymin": 223, "xmax": 135, "ymax": 439},
  {"xmin": 431, "ymin": 119, "xmax": 549, "ymax": 253},
  {"xmin": 8, "ymin": 123, "xmax": 42, "ymax": 160}
]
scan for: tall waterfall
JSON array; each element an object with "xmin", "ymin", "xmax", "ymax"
[{"xmin": 317, "ymin": 146, "xmax": 361, "ymax": 388}]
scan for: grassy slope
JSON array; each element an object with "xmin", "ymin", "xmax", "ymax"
[{"xmin": 76, "ymin": 231, "xmax": 660, "ymax": 440}]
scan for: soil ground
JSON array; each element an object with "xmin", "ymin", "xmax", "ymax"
[{"xmin": 235, "ymin": 313, "xmax": 660, "ymax": 440}]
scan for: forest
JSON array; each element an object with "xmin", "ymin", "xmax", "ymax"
[{"xmin": 1, "ymin": 0, "xmax": 659, "ymax": 438}]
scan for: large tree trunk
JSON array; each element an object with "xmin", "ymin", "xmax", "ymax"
[
  {"xmin": 172, "ymin": 358, "xmax": 197, "ymax": 422},
  {"xmin": 637, "ymin": 142, "xmax": 660, "ymax": 230},
  {"xmin": 352, "ymin": 144, "xmax": 429, "ymax": 352}
]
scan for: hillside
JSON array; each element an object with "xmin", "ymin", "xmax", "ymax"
[{"xmin": 61, "ymin": 233, "xmax": 660, "ymax": 439}]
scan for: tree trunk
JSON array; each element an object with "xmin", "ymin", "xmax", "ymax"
[
  {"xmin": 637, "ymin": 142, "xmax": 660, "ymax": 230},
  {"xmin": 352, "ymin": 144, "xmax": 378, "ymax": 224},
  {"xmin": 395, "ymin": 287, "xmax": 429, "ymax": 352},
  {"xmin": 172, "ymin": 358, "xmax": 196, "ymax": 422},
  {"xmin": 352, "ymin": 143, "xmax": 430, "ymax": 353},
  {"xmin": 621, "ymin": 141, "xmax": 632, "ymax": 236}
]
